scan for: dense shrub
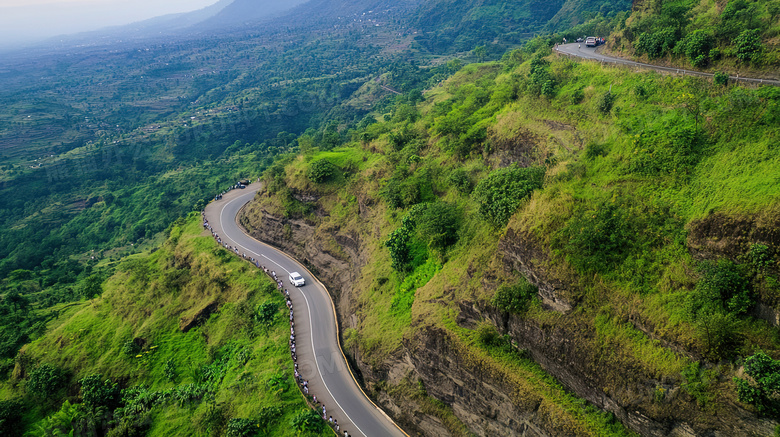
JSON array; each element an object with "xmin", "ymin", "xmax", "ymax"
[
  {"xmin": 448, "ymin": 168, "xmax": 473, "ymax": 194},
  {"xmin": 27, "ymin": 364, "xmax": 67, "ymax": 399},
  {"xmin": 225, "ymin": 418, "xmax": 259, "ymax": 437},
  {"xmin": 635, "ymin": 28, "xmax": 678, "ymax": 59},
  {"xmin": 685, "ymin": 260, "xmax": 752, "ymax": 359},
  {"xmin": 556, "ymin": 200, "xmax": 633, "ymax": 273},
  {"xmin": 696, "ymin": 260, "xmax": 753, "ymax": 316},
  {"xmin": 714, "ymin": 71, "xmax": 729, "ymax": 86},
  {"xmin": 492, "ymin": 276, "xmax": 538, "ymax": 314},
  {"xmin": 381, "ymin": 168, "xmax": 433, "ymax": 209},
  {"xmin": 255, "ymin": 301, "xmax": 279, "ymax": 327},
  {"xmin": 307, "ymin": 159, "xmax": 338, "ymax": 183},
  {"xmin": 79, "ymin": 374, "xmax": 121, "ymax": 410},
  {"xmin": 385, "ymin": 227, "xmax": 412, "ymax": 272},
  {"xmin": 527, "ymin": 55, "xmax": 554, "ymax": 97},
  {"xmin": 675, "ymin": 30, "xmax": 713, "ymax": 67},
  {"xmin": 735, "ymin": 351, "xmax": 780, "ymax": 415},
  {"xmin": 290, "ymin": 409, "xmax": 324, "ymax": 433},
  {"xmin": 597, "ymin": 91, "xmax": 615, "ymax": 114},
  {"xmin": 693, "ymin": 311, "xmax": 740, "ymax": 360},
  {"xmin": 472, "ymin": 165, "xmax": 545, "ymax": 227},
  {"xmin": 475, "ymin": 323, "xmax": 525, "ymax": 357},
  {"xmin": 122, "ymin": 339, "xmax": 143, "ymax": 357},
  {"xmin": 476, "ymin": 323, "xmax": 502, "ymax": 347},
  {"xmin": 416, "ymin": 202, "xmax": 461, "ymax": 251},
  {"xmin": 541, "ymin": 80, "xmax": 556, "ymax": 99},
  {"xmin": 735, "ymin": 29, "xmax": 763, "ymax": 64}
]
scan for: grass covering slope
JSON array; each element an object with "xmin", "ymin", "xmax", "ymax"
[
  {"xmin": 251, "ymin": 44, "xmax": 780, "ymax": 434},
  {"xmin": 0, "ymin": 213, "xmax": 327, "ymax": 437}
]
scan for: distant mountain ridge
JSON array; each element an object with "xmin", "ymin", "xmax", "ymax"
[{"xmin": 199, "ymin": 0, "xmax": 310, "ymax": 28}]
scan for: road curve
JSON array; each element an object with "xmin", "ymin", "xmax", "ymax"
[
  {"xmin": 204, "ymin": 183, "xmax": 407, "ymax": 437},
  {"xmin": 555, "ymin": 43, "xmax": 780, "ymax": 86}
]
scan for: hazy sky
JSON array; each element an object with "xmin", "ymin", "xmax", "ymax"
[{"xmin": 0, "ymin": 0, "xmax": 221, "ymax": 47}]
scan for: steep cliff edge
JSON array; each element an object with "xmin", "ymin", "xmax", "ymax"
[
  {"xmin": 239, "ymin": 188, "xmax": 586, "ymax": 436},
  {"xmin": 236, "ymin": 53, "xmax": 780, "ymax": 436},
  {"xmin": 239, "ymin": 193, "xmax": 778, "ymax": 437}
]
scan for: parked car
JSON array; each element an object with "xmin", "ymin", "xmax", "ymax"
[
  {"xmin": 585, "ymin": 37, "xmax": 597, "ymax": 47},
  {"xmin": 576, "ymin": 37, "xmax": 583, "ymax": 43},
  {"xmin": 289, "ymin": 272, "xmax": 305, "ymax": 287}
]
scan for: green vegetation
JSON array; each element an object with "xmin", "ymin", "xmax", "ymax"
[
  {"xmin": 249, "ymin": 30, "xmax": 780, "ymax": 433},
  {"xmin": 0, "ymin": 215, "xmax": 325, "ymax": 436},
  {"xmin": 615, "ymin": 0, "xmax": 780, "ymax": 73},
  {"xmin": 472, "ymin": 165, "xmax": 545, "ymax": 227},
  {"xmin": 2, "ymin": 0, "xmax": 780, "ymax": 435},
  {"xmin": 307, "ymin": 159, "xmax": 339, "ymax": 183},
  {"xmin": 735, "ymin": 351, "xmax": 780, "ymax": 416},
  {"xmin": 492, "ymin": 276, "xmax": 539, "ymax": 314},
  {"xmin": 26, "ymin": 364, "xmax": 68, "ymax": 401}
]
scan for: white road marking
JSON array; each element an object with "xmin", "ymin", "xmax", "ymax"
[
  {"xmin": 261, "ymin": 254, "xmax": 289, "ymax": 274},
  {"xmin": 299, "ymin": 287, "xmax": 369, "ymax": 437},
  {"xmin": 218, "ymin": 194, "xmax": 290, "ymax": 275}
]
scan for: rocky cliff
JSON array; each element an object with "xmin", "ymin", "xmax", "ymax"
[{"xmin": 239, "ymin": 188, "xmax": 778, "ymax": 437}]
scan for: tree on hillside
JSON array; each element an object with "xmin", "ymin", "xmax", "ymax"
[
  {"xmin": 472, "ymin": 165, "xmax": 545, "ymax": 227},
  {"xmin": 307, "ymin": 159, "xmax": 338, "ymax": 183},
  {"xmin": 79, "ymin": 374, "xmax": 121, "ymax": 410},
  {"xmin": 416, "ymin": 202, "xmax": 461, "ymax": 251},
  {"xmin": 735, "ymin": 351, "xmax": 780, "ymax": 415},
  {"xmin": 735, "ymin": 29, "xmax": 763, "ymax": 64},
  {"xmin": 385, "ymin": 227, "xmax": 412, "ymax": 272}
]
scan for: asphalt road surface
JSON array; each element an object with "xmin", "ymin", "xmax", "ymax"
[
  {"xmin": 555, "ymin": 42, "xmax": 780, "ymax": 86},
  {"xmin": 205, "ymin": 183, "xmax": 407, "ymax": 437}
]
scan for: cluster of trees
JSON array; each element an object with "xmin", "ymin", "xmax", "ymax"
[
  {"xmin": 385, "ymin": 202, "xmax": 461, "ymax": 272},
  {"xmin": 625, "ymin": 0, "xmax": 779, "ymax": 68}
]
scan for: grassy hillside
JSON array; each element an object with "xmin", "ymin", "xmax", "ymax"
[
  {"xmin": 250, "ymin": 43, "xmax": 780, "ymax": 434},
  {"xmin": 0, "ymin": 214, "xmax": 327, "ymax": 437}
]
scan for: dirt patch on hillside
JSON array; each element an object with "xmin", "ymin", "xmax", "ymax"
[{"xmin": 687, "ymin": 212, "xmax": 780, "ymax": 260}]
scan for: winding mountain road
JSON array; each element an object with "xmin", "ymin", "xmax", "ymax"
[
  {"xmin": 204, "ymin": 183, "xmax": 407, "ymax": 437},
  {"xmin": 555, "ymin": 42, "xmax": 780, "ymax": 86}
]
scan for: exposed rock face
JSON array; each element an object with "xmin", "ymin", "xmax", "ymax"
[
  {"xmin": 494, "ymin": 227, "xmax": 778, "ymax": 437},
  {"xmin": 403, "ymin": 326, "xmax": 552, "ymax": 437},
  {"xmin": 688, "ymin": 212, "xmax": 780, "ymax": 325},
  {"xmin": 239, "ymin": 192, "xmax": 778, "ymax": 437},
  {"xmin": 687, "ymin": 213, "xmax": 780, "ymax": 261},
  {"xmin": 239, "ymin": 194, "xmax": 557, "ymax": 435},
  {"xmin": 498, "ymin": 227, "xmax": 574, "ymax": 313}
]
